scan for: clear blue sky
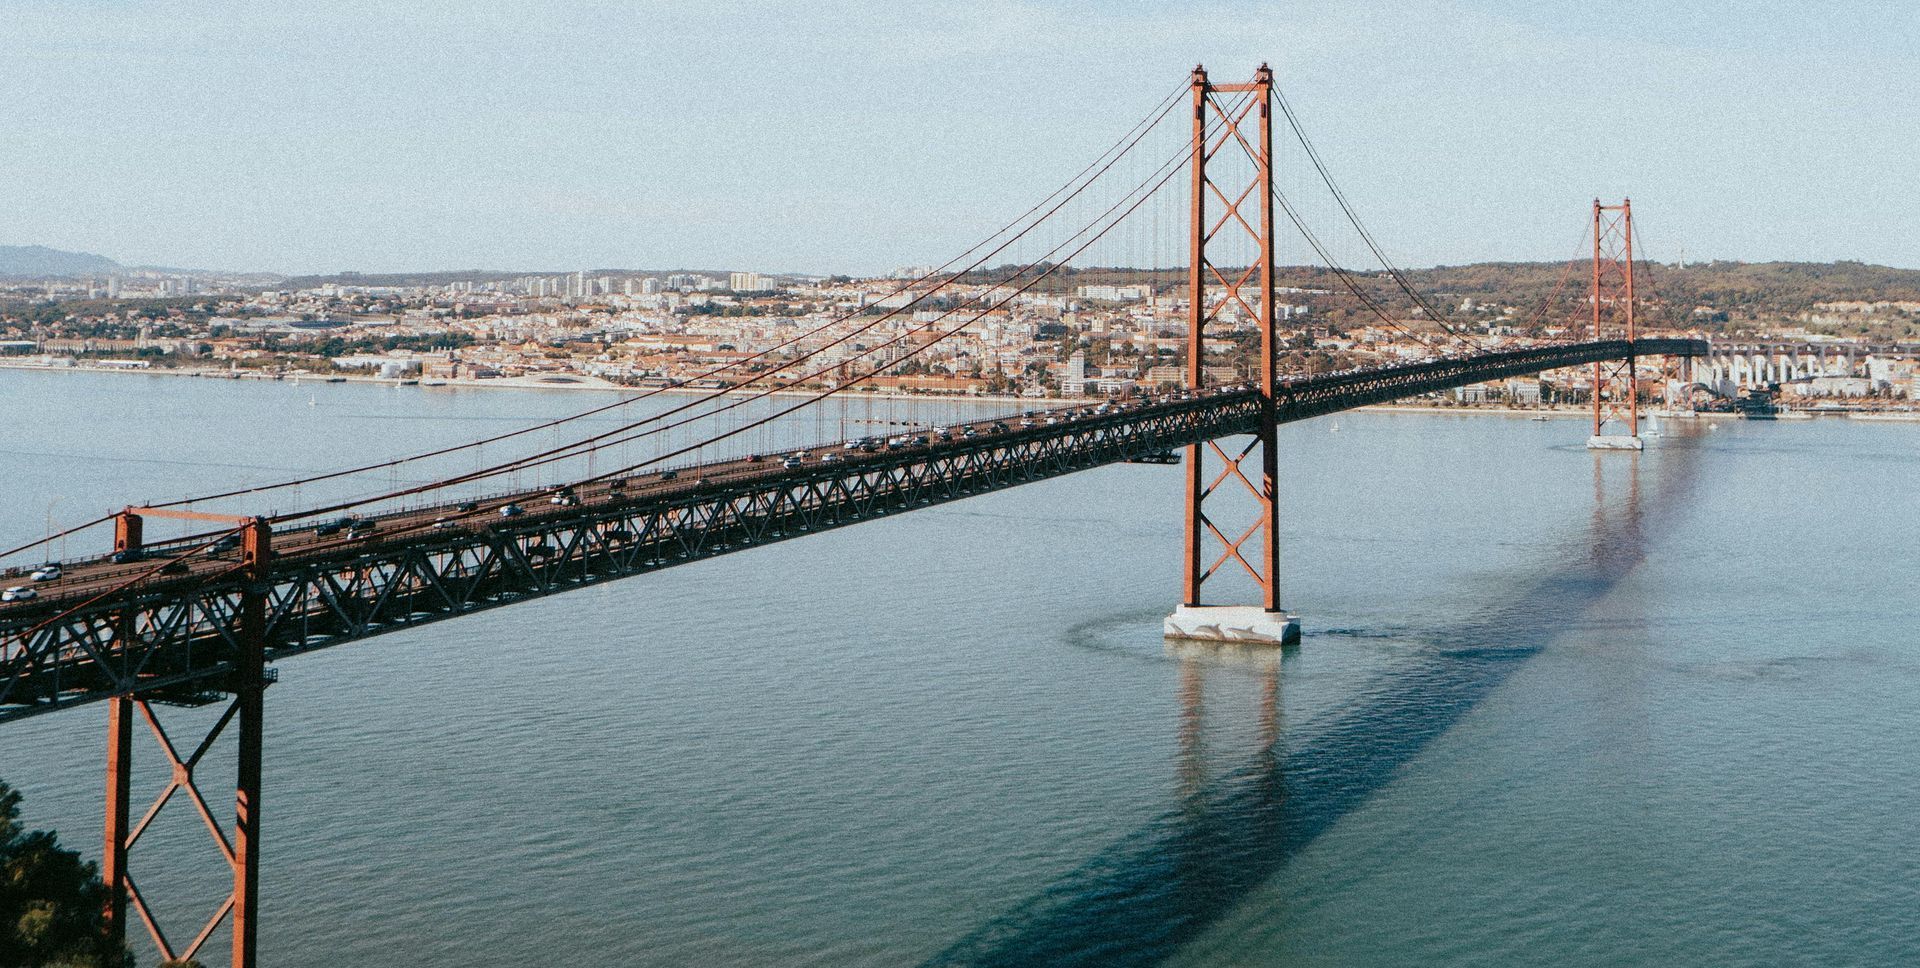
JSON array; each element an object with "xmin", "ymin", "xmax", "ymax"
[{"xmin": 4, "ymin": 0, "xmax": 1916, "ymax": 275}]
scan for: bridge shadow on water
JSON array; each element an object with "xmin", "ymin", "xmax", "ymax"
[{"xmin": 921, "ymin": 433, "xmax": 1704, "ymax": 967}]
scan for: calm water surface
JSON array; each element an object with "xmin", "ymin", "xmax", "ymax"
[{"xmin": 1, "ymin": 369, "xmax": 1916, "ymax": 967}]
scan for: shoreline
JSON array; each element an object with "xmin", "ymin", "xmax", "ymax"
[
  {"xmin": 6, "ymin": 360, "xmax": 1917, "ymax": 421},
  {"xmin": 0, "ymin": 359, "xmax": 1041, "ymax": 407}
]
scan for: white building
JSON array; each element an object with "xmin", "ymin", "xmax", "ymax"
[{"xmin": 729, "ymin": 272, "xmax": 775, "ymax": 293}]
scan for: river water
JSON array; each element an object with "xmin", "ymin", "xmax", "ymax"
[{"xmin": 2, "ymin": 369, "xmax": 1916, "ymax": 967}]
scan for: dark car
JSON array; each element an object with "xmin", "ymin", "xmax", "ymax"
[
  {"xmin": 211, "ymin": 534, "xmax": 242, "ymax": 554},
  {"xmin": 457, "ymin": 501, "xmax": 479, "ymax": 512},
  {"xmin": 110, "ymin": 549, "xmax": 145, "ymax": 564},
  {"xmin": 659, "ymin": 470, "xmax": 678, "ymax": 481},
  {"xmin": 159, "ymin": 560, "xmax": 190, "ymax": 575}
]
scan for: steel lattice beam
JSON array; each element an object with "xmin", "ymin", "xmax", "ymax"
[{"xmin": 0, "ymin": 337, "xmax": 1703, "ymax": 724}]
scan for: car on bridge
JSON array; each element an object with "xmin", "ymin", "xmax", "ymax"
[
  {"xmin": 1, "ymin": 586, "xmax": 36, "ymax": 602},
  {"xmin": 29, "ymin": 564, "xmax": 59, "ymax": 582}
]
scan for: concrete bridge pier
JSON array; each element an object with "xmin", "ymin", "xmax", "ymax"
[{"xmin": 1165, "ymin": 605, "xmax": 1301, "ymax": 646}]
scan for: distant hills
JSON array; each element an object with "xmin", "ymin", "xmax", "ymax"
[{"xmin": 0, "ymin": 245, "xmax": 120, "ymax": 277}]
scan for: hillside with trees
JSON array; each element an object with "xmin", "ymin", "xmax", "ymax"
[{"xmin": 954, "ymin": 260, "xmax": 1920, "ymax": 340}]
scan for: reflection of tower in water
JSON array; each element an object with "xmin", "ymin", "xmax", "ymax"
[
  {"xmin": 924, "ymin": 433, "xmax": 1702, "ymax": 968},
  {"xmin": 1171, "ymin": 645, "xmax": 1287, "ymax": 813}
]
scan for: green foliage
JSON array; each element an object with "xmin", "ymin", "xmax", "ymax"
[
  {"xmin": 0, "ymin": 297, "xmax": 207, "ymax": 329},
  {"xmin": 0, "ymin": 781, "xmax": 129, "ymax": 967},
  {"xmin": 290, "ymin": 331, "xmax": 476, "ymax": 358}
]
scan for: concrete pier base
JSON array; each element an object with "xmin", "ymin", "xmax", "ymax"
[
  {"xmin": 1586, "ymin": 434, "xmax": 1644, "ymax": 451},
  {"xmin": 1164, "ymin": 605, "xmax": 1301, "ymax": 646}
]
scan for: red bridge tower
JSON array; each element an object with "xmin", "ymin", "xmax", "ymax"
[
  {"xmin": 1587, "ymin": 198, "xmax": 1643, "ymax": 450},
  {"xmin": 1162, "ymin": 64, "xmax": 1301, "ymax": 646}
]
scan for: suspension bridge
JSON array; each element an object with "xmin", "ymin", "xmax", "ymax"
[{"xmin": 0, "ymin": 64, "xmax": 1703, "ymax": 967}]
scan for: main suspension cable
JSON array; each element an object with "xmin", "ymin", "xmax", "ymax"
[
  {"xmin": 135, "ymin": 81, "xmax": 1189, "ymax": 517},
  {"xmin": 1272, "ymin": 85, "xmax": 1484, "ymax": 351},
  {"xmin": 264, "ymin": 88, "xmax": 1221, "ymax": 524}
]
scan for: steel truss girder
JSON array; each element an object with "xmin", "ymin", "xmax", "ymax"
[{"xmin": 0, "ymin": 338, "xmax": 1703, "ymax": 723}]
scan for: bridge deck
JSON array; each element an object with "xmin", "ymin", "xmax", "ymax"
[{"xmin": 0, "ymin": 338, "xmax": 1703, "ymax": 721}]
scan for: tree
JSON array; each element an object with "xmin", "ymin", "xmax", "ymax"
[{"xmin": 0, "ymin": 781, "xmax": 129, "ymax": 967}]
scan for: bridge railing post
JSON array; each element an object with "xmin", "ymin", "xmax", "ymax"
[{"xmin": 113, "ymin": 508, "xmax": 143, "ymax": 554}]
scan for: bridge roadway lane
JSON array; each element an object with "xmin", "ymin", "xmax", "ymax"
[
  {"xmin": 0, "ymin": 336, "xmax": 1708, "ymax": 630},
  {"xmin": 0, "ymin": 385, "xmax": 1250, "ymax": 617}
]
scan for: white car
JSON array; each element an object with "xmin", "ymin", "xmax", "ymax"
[
  {"xmin": 2, "ymin": 586, "xmax": 36, "ymax": 602},
  {"xmin": 30, "ymin": 564, "xmax": 60, "ymax": 581}
]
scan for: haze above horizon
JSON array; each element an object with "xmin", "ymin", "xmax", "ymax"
[{"xmin": 4, "ymin": 0, "xmax": 1916, "ymax": 276}]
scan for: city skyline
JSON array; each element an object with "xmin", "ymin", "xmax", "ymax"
[{"xmin": 5, "ymin": 0, "xmax": 1919, "ymax": 276}]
